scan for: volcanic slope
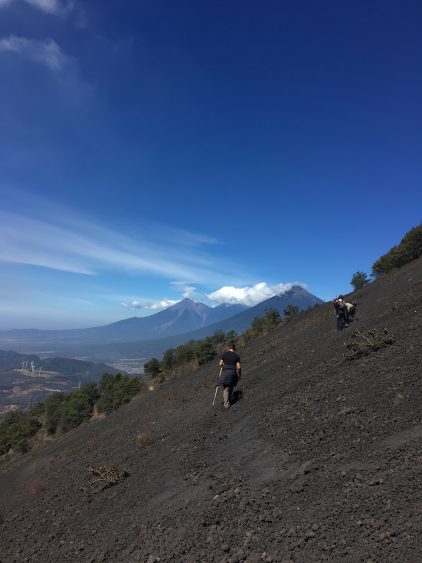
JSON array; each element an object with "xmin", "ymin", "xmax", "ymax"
[{"xmin": 1, "ymin": 258, "xmax": 421, "ymax": 563}]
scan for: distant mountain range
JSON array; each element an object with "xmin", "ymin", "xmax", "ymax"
[
  {"xmin": 0, "ymin": 287, "xmax": 323, "ymax": 361},
  {"xmin": 0, "ymin": 299, "xmax": 246, "ymax": 347},
  {"xmin": 79, "ymin": 285, "xmax": 324, "ymax": 361}
]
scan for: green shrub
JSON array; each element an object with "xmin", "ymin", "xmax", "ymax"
[
  {"xmin": 211, "ymin": 330, "xmax": 227, "ymax": 344},
  {"xmin": 174, "ymin": 343, "xmax": 195, "ymax": 367},
  {"xmin": 264, "ymin": 308, "xmax": 282, "ymax": 328},
  {"xmin": 224, "ymin": 330, "xmax": 238, "ymax": 346},
  {"xmin": 144, "ymin": 357, "xmax": 161, "ymax": 377},
  {"xmin": 59, "ymin": 391, "xmax": 93, "ymax": 432},
  {"xmin": 44, "ymin": 393, "xmax": 67, "ymax": 434},
  {"xmin": 80, "ymin": 382, "xmax": 100, "ymax": 406},
  {"xmin": 0, "ymin": 411, "xmax": 41, "ymax": 455},
  {"xmin": 372, "ymin": 224, "xmax": 422, "ymax": 276},
  {"xmin": 195, "ymin": 337, "xmax": 217, "ymax": 366},
  {"xmin": 161, "ymin": 349, "xmax": 175, "ymax": 371},
  {"xmin": 250, "ymin": 315, "xmax": 265, "ymax": 334},
  {"xmin": 96, "ymin": 373, "xmax": 142, "ymax": 415},
  {"xmin": 43, "ymin": 384, "xmax": 99, "ymax": 434},
  {"xmin": 28, "ymin": 401, "xmax": 46, "ymax": 417},
  {"xmin": 284, "ymin": 304, "xmax": 299, "ymax": 318},
  {"xmin": 351, "ymin": 271, "xmax": 370, "ymax": 290}
]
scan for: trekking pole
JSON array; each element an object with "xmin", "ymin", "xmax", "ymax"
[{"xmin": 212, "ymin": 367, "xmax": 222, "ymax": 406}]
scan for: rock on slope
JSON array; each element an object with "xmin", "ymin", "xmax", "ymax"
[{"xmin": 0, "ymin": 257, "xmax": 421, "ymax": 562}]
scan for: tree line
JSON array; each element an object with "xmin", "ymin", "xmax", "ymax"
[
  {"xmin": 350, "ymin": 223, "xmax": 422, "ymax": 290},
  {"xmin": 0, "ymin": 373, "xmax": 142, "ymax": 456},
  {"xmin": 144, "ymin": 305, "xmax": 301, "ymax": 380}
]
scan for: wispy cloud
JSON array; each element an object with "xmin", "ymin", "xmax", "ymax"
[
  {"xmin": 207, "ymin": 282, "xmax": 306, "ymax": 306},
  {"xmin": 120, "ymin": 296, "xmax": 181, "ymax": 312},
  {"xmin": 0, "ymin": 0, "xmax": 76, "ymax": 15},
  {"xmin": 25, "ymin": 0, "xmax": 71, "ymax": 14},
  {"xmin": 121, "ymin": 300, "xmax": 142, "ymax": 310},
  {"xmin": 0, "ymin": 35, "xmax": 74, "ymax": 71},
  {"xmin": 170, "ymin": 282, "xmax": 198, "ymax": 299},
  {"xmin": 0, "ymin": 194, "xmax": 246, "ymax": 287}
]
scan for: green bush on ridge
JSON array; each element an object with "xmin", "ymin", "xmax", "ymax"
[
  {"xmin": 44, "ymin": 392, "xmax": 67, "ymax": 434},
  {"xmin": 372, "ymin": 223, "xmax": 422, "ymax": 276},
  {"xmin": 242, "ymin": 308, "xmax": 282, "ymax": 343},
  {"xmin": 351, "ymin": 271, "xmax": 371, "ymax": 290},
  {"xmin": 0, "ymin": 411, "xmax": 41, "ymax": 455},
  {"xmin": 96, "ymin": 373, "xmax": 142, "ymax": 415},
  {"xmin": 0, "ymin": 373, "xmax": 142, "ymax": 456}
]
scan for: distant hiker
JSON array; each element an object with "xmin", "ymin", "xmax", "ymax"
[
  {"xmin": 333, "ymin": 295, "xmax": 348, "ymax": 331},
  {"xmin": 218, "ymin": 343, "xmax": 241, "ymax": 409}
]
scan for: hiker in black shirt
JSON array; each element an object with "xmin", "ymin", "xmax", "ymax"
[
  {"xmin": 333, "ymin": 295, "xmax": 348, "ymax": 331},
  {"xmin": 218, "ymin": 343, "xmax": 241, "ymax": 409}
]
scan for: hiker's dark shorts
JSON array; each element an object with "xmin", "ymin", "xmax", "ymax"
[{"xmin": 218, "ymin": 370, "xmax": 238, "ymax": 387}]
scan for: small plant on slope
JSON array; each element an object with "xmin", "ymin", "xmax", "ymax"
[
  {"xmin": 344, "ymin": 328, "xmax": 394, "ymax": 360},
  {"xmin": 86, "ymin": 465, "xmax": 130, "ymax": 491}
]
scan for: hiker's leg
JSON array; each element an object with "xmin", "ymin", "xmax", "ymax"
[{"xmin": 223, "ymin": 386, "xmax": 232, "ymax": 408}]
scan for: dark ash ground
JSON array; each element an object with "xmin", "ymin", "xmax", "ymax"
[{"xmin": 1, "ymin": 258, "xmax": 421, "ymax": 562}]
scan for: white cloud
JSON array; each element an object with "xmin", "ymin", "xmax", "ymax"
[
  {"xmin": 170, "ymin": 282, "xmax": 198, "ymax": 299},
  {"xmin": 25, "ymin": 0, "xmax": 65, "ymax": 13},
  {"xmin": 207, "ymin": 282, "xmax": 306, "ymax": 306},
  {"xmin": 0, "ymin": 192, "xmax": 242, "ymax": 287},
  {"xmin": 0, "ymin": 0, "xmax": 75, "ymax": 15},
  {"xmin": 121, "ymin": 300, "xmax": 142, "ymax": 310},
  {"xmin": 0, "ymin": 35, "xmax": 73, "ymax": 71},
  {"xmin": 145, "ymin": 299, "xmax": 180, "ymax": 310}
]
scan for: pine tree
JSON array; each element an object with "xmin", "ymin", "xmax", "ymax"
[{"xmin": 351, "ymin": 271, "xmax": 370, "ymax": 290}]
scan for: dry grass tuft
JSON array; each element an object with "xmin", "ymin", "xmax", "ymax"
[
  {"xmin": 344, "ymin": 328, "xmax": 394, "ymax": 360},
  {"xmin": 85, "ymin": 465, "xmax": 130, "ymax": 491},
  {"xmin": 136, "ymin": 432, "xmax": 154, "ymax": 447}
]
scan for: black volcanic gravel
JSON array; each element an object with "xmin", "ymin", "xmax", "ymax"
[{"xmin": 0, "ymin": 258, "xmax": 421, "ymax": 563}]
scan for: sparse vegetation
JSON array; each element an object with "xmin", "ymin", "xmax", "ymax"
[
  {"xmin": 0, "ymin": 411, "xmax": 41, "ymax": 455},
  {"xmin": 86, "ymin": 465, "xmax": 130, "ymax": 491},
  {"xmin": 344, "ymin": 328, "xmax": 394, "ymax": 360},
  {"xmin": 43, "ymin": 382, "xmax": 100, "ymax": 434},
  {"xmin": 195, "ymin": 337, "xmax": 218, "ymax": 365},
  {"xmin": 96, "ymin": 373, "xmax": 142, "ymax": 415},
  {"xmin": 372, "ymin": 223, "xmax": 422, "ymax": 276},
  {"xmin": 284, "ymin": 304, "xmax": 299, "ymax": 318},
  {"xmin": 0, "ymin": 373, "xmax": 142, "ymax": 456},
  {"xmin": 148, "ymin": 330, "xmax": 239, "ymax": 382},
  {"xmin": 257, "ymin": 342, "xmax": 277, "ymax": 360},
  {"xmin": 152, "ymin": 306, "xmax": 300, "ymax": 379},
  {"xmin": 144, "ymin": 357, "xmax": 161, "ymax": 377},
  {"xmin": 351, "ymin": 271, "xmax": 371, "ymax": 290},
  {"xmin": 44, "ymin": 392, "xmax": 67, "ymax": 434},
  {"xmin": 58, "ymin": 394, "xmax": 92, "ymax": 432},
  {"xmin": 242, "ymin": 309, "xmax": 282, "ymax": 343}
]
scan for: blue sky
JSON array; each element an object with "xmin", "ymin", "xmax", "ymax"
[{"xmin": 0, "ymin": 0, "xmax": 421, "ymax": 329}]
